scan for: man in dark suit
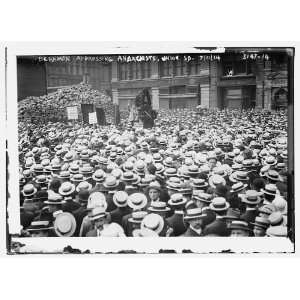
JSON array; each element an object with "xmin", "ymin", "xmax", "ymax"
[
  {"xmin": 181, "ymin": 208, "xmax": 207, "ymax": 237},
  {"xmin": 203, "ymin": 197, "xmax": 230, "ymax": 236},
  {"xmin": 109, "ymin": 191, "xmax": 131, "ymax": 226},
  {"xmin": 72, "ymin": 190, "xmax": 90, "ymax": 236},
  {"xmin": 192, "ymin": 192, "xmax": 216, "ymax": 228},
  {"xmin": 239, "ymin": 190, "xmax": 260, "ymax": 227},
  {"xmin": 166, "ymin": 193, "xmax": 187, "ymax": 236}
]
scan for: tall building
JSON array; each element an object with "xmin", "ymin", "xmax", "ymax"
[{"xmin": 17, "ymin": 49, "xmax": 290, "ymax": 110}]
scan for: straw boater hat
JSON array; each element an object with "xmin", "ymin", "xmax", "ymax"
[
  {"xmin": 103, "ymin": 175, "xmax": 119, "ymax": 189},
  {"xmin": 54, "ymin": 212, "xmax": 77, "ymax": 237},
  {"xmin": 132, "ymin": 228, "xmax": 159, "ymax": 237},
  {"xmin": 111, "ymin": 168, "xmax": 123, "ymax": 179},
  {"xmin": 251, "ymin": 216, "xmax": 270, "ymax": 230},
  {"xmin": 141, "ymin": 213, "xmax": 164, "ymax": 234},
  {"xmin": 64, "ymin": 152, "xmax": 74, "ymax": 162},
  {"xmin": 92, "ymin": 169, "xmax": 106, "ymax": 183},
  {"xmin": 139, "ymin": 176, "xmax": 153, "ymax": 188},
  {"xmin": 27, "ymin": 220, "xmax": 53, "ymax": 232},
  {"xmin": 186, "ymin": 165, "xmax": 200, "ymax": 176},
  {"xmin": 240, "ymin": 190, "xmax": 261, "ymax": 205},
  {"xmin": 44, "ymin": 192, "xmax": 64, "ymax": 205},
  {"xmin": 89, "ymin": 206, "xmax": 107, "ymax": 221},
  {"xmin": 229, "ymin": 171, "xmax": 249, "ymax": 184},
  {"xmin": 191, "ymin": 178, "xmax": 208, "ymax": 190},
  {"xmin": 80, "ymin": 166, "xmax": 94, "ymax": 178},
  {"xmin": 35, "ymin": 175, "xmax": 49, "ymax": 185},
  {"xmin": 33, "ymin": 164, "xmax": 44, "ymax": 174},
  {"xmin": 259, "ymin": 165, "xmax": 270, "ymax": 177},
  {"xmin": 148, "ymin": 201, "xmax": 171, "ymax": 213},
  {"xmin": 153, "ymin": 153, "xmax": 163, "ymax": 163},
  {"xmin": 168, "ymin": 193, "xmax": 187, "ymax": 207},
  {"xmin": 154, "ymin": 163, "xmax": 165, "ymax": 174},
  {"xmin": 261, "ymin": 184, "xmax": 278, "ymax": 196},
  {"xmin": 164, "ymin": 168, "xmax": 178, "ymax": 178},
  {"xmin": 258, "ymin": 204, "xmax": 276, "ymax": 216},
  {"xmin": 128, "ymin": 193, "xmax": 148, "ymax": 210},
  {"xmin": 24, "ymin": 159, "xmax": 34, "ymax": 169},
  {"xmin": 184, "ymin": 208, "xmax": 207, "ymax": 221},
  {"xmin": 272, "ymin": 196, "xmax": 287, "ymax": 215},
  {"xmin": 163, "ymin": 157, "xmax": 174, "ymax": 168},
  {"xmin": 229, "ymin": 220, "xmax": 252, "ymax": 233},
  {"xmin": 266, "ymin": 225, "xmax": 287, "ymax": 237},
  {"xmin": 58, "ymin": 171, "xmax": 71, "ymax": 180},
  {"xmin": 146, "ymin": 181, "xmax": 162, "ymax": 194},
  {"xmin": 223, "ymin": 208, "xmax": 240, "ymax": 220},
  {"xmin": 128, "ymin": 211, "xmax": 148, "ymax": 224},
  {"xmin": 268, "ymin": 212, "xmax": 284, "ymax": 226},
  {"xmin": 192, "ymin": 192, "xmax": 213, "ymax": 204},
  {"xmin": 166, "ymin": 177, "xmax": 181, "ymax": 191},
  {"xmin": 22, "ymin": 184, "xmax": 37, "ymax": 197},
  {"xmin": 209, "ymin": 197, "xmax": 230, "ymax": 212},
  {"xmin": 230, "ymin": 181, "xmax": 248, "ymax": 193},
  {"xmin": 76, "ymin": 181, "xmax": 92, "ymax": 193},
  {"xmin": 87, "ymin": 192, "xmax": 107, "ymax": 211},
  {"xmin": 113, "ymin": 191, "xmax": 129, "ymax": 208},
  {"xmin": 265, "ymin": 170, "xmax": 281, "ymax": 182},
  {"xmin": 263, "ymin": 156, "xmax": 277, "ymax": 166},
  {"xmin": 120, "ymin": 171, "xmax": 136, "ymax": 183},
  {"xmin": 71, "ymin": 173, "xmax": 85, "ymax": 184},
  {"xmin": 208, "ymin": 174, "xmax": 226, "ymax": 189},
  {"xmin": 58, "ymin": 182, "xmax": 76, "ymax": 196}
]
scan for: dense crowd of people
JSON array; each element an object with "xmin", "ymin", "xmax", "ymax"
[{"xmin": 18, "ymin": 106, "xmax": 289, "ymax": 238}]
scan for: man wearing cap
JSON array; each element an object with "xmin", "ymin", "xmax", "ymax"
[{"xmin": 181, "ymin": 208, "xmax": 207, "ymax": 237}]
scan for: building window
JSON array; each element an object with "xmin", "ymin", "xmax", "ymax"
[
  {"xmin": 187, "ymin": 57, "xmax": 202, "ymax": 75},
  {"xmin": 223, "ymin": 59, "xmax": 252, "ymax": 76},
  {"xmin": 160, "ymin": 61, "xmax": 173, "ymax": 77}
]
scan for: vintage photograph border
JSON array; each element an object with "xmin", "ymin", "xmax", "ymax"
[{"xmin": 5, "ymin": 42, "xmax": 296, "ymax": 254}]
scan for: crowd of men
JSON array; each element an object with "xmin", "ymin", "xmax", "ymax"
[{"xmin": 18, "ymin": 107, "xmax": 289, "ymax": 237}]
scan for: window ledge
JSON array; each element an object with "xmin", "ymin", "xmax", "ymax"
[{"xmin": 221, "ymin": 74, "xmax": 255, "ymax": 79}]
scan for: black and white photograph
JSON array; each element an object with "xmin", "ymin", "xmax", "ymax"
[{"xmin": 6, "ymin": 44, "xmax": 295, "ymax": 254}]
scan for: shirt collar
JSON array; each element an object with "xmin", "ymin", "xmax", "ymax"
[{"xmin": 190, "ymin": 225, "xmax": 202, "ymax": 235}]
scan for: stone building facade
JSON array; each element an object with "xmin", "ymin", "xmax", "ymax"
[{"xmin": 17, "ymin": 50, "xmax": 290, "ymax": 110}]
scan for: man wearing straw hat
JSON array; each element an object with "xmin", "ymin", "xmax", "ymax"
[{"xmin": 181, "ymin": 208, "xmax": 207, "ymax": 237}]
